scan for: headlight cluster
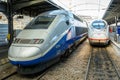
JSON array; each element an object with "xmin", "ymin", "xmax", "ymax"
[{"xmin": 13, "ymin": 38, "xmax": 44, "ymax": 44}]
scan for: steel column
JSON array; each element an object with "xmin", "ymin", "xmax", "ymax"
[{"xmin": 7, "ymin": 0, "xmax": 13, "ymax": 46}]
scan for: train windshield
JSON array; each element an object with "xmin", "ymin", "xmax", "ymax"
[
  {"xmin": 92, "ymin": 21, "xmax": 106, "ymax": 29},
  {"xmin": 25, "ymin": 15, "xmax": 56, "ymax": 29}
]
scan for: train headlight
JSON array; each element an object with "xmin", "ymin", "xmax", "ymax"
[{"xmin": 8, "ymin": 46, "xmax": 42, "ymax": 59}]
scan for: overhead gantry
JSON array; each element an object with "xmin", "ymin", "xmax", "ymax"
[{"xmin": 103, "ymin": 0, "xmax": 120, "ymax": 25}]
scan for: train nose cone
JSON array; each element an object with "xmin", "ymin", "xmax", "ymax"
[
  {"xmin": 93, "ymin": 33, "xmax": 106, "ymax": 38},
  {"xmin": 8, "ymin": 46, "xmax": 41, "ymax": 59}
]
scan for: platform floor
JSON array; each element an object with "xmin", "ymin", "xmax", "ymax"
[{"xmin": 110, "ymin": 32, "xmax": 120, "ymax": 55}]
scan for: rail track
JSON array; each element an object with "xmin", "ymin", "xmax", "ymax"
[
  {"xmin": 0, "ymin": 65, "xmax": 52, "ymax": 80},
  {"xmin": 85, "ymin": 46, "xmax": 120, "ymax": 80},
  {"xmin": 1, "ymin": 71, "xmax": 17, "ymax": 80}
]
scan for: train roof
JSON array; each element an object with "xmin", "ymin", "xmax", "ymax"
[
  {"xmin": 90, "ymin": 19, "xmax": 108, "ymax": 25},
  {"xmin": 38, "ymin": 10, "xmax": 84, "ymax": 22},
  {"xmin": 39, "ymin": 10, "xmax": 70, "ymax": 16}
]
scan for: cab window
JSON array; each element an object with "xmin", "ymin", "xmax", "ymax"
[
  {"xmin": 25, "ymin": 15, "xmax": 56, "ymax": 29},
  {"xmin": 92, "ymin": 21, "xmax": 106, "ymax": 29}
]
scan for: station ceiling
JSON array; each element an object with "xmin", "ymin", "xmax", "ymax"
[
  {"xmin": 1, "ymin": 0, "xmax": 119, "ymax": 24},
  {"xmin": 0, "ymin": 1, "xmax": 7, "ymax": 15},
  {"xmin": 103, "ymin": 0, "xmax": 120, "ymax": 24},
  {"xmin": 0, "ymin": 0, "xmax": 63, "ymax": 17},
  {"xmin": 12, "ymin": 0, "xmax": 64, "ymax": 17}
]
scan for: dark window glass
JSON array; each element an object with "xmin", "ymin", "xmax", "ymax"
[
  {"xmin": 92, "ymin": 21, "xmax": 106, "ymax": 29},
  {"xmin": 25, "ymin": 15, "xmax": 56, "ymax": 29}
]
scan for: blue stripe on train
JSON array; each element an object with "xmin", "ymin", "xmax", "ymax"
[{"xmin": 10, "ymin": 33, "xmax": 87, "ymax": 66}]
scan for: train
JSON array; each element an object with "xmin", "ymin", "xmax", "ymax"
[
  {"xmin": 0, "ymin": 24, "xmax": 8, "ymax": 46},
  {"xmin": 88, "ymin": 19, "xmax": 110, "ymax": 45},
  {"xmin": 109, "ymin": 22, "xmax": 120, "ymax": 41},
  {"xmin": 109, "ymin": 22, "xmax": 120, "ymax": 33},
  {"xmin": 8, "ymin": 10, "xmax": 87, "ymax": 74}
]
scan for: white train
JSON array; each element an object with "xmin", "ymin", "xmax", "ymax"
[
  {"xmin": 8, "ymin": 10, "xmax": 87, "ymax": 74},
  {"xmin": 88, "ymin": 19, "xmax": 110, "ymax": 45}
]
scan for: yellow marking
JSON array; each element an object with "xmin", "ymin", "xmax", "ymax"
[{"xmin": 7, "ymin": 34, "xmax": 10, "ymax": 40}]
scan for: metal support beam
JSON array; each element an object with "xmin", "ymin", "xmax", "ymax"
[
  {"xmin": 0, "ymin": 2, "xmax": 7, "ymax": 16},
  {"xmin": 0, "ymin": 2, "xmax": 6, "ymax": 12},
  {"xmin": 114, "ymin": 16, "xmax": 120, "ymax": 43},
  {"xmin": 115, "ymin": 16, "xmax": 118, "ymax": 27},
  {"xmin": 12, "ymin": 0, "xmax": 45, "ymax": 11},
  {"xmin": 7, "ymin": 0, "xmax": 14, "ymax": 46}
]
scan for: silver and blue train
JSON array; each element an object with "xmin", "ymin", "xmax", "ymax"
[
  {"xmin": 8, "ymin": 10, "xmax": 87, "ymax": 74},
  {"xmin": 88, "ymin": 19, "xmax": 110, "ymax": 45}
]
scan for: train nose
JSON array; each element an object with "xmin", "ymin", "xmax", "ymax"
[
  {"xmin": 93, "ymin": 33, "xmax": 107, "ymax": 38},
  {"xmin": 8, "ymin": 46, "xmax": 42, "ymax": 60}
]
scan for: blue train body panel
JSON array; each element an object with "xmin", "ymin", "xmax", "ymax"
[{"xmin": 10, "ymin": 33, "xmax": 86, "ymax": 66}]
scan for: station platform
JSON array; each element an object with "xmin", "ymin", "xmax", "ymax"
[{"xmin": 110, "ymin": 32, "xmax": 120, "ymax": 55}]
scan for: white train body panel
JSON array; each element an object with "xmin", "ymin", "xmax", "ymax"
[{"xmin": 88, "ymin": 19, "xmax": 110, "ymax": 45}]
